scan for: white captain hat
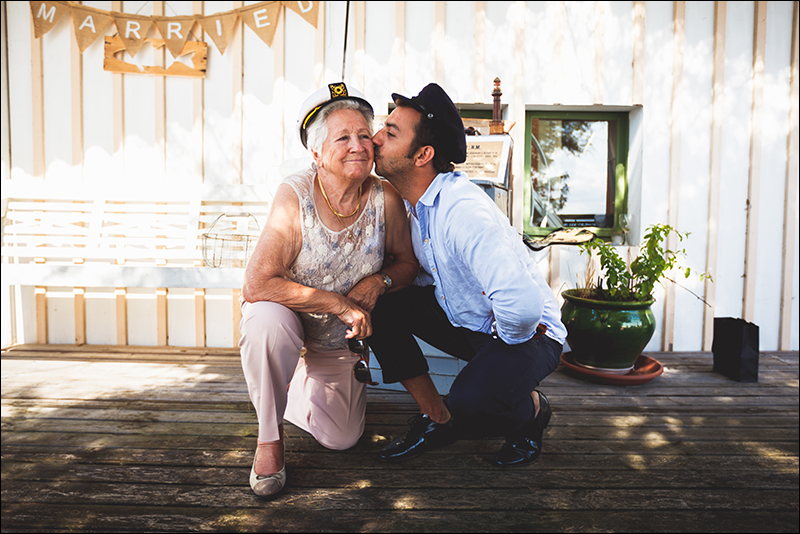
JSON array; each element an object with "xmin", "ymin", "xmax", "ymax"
[{"xmin": 297, "ymin": 82, "xmax": 373, "ymax": 148}]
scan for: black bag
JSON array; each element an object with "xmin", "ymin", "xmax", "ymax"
[{"xmin": 712, "ymin": 317, "xmax": 759, "ymax": 382}]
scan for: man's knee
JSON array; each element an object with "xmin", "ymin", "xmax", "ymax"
[{"xmin": 449, "ymin": 381, "xmax": 495, "ymax": 420}]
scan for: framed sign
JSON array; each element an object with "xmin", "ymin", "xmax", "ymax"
[{"xmin": 455, "ymin": 135, "xmax": 512, "ymax": 188}]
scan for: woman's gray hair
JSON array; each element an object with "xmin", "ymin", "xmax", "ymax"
[{"xmin": 306, "ymin": 99, "xmax": 374, "ymax": 155}]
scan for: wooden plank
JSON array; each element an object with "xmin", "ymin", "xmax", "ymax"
[
  {"xmin": 511, "ymin": 0, "xmax": 526, "ymax": 232},
  {"xmin": 433, "ymin": 1, "xmax": 445, "ymax": 84},
  {"xmin": 6, "ymin": 402, "xmax": 796, "ymax": 428},
  {"xmin": 231, "ymin": 1, "xmax": 243, "ymax": 185},
  {"xmin": 111, "ymin": 2, "xmax": 123, "ymax": 183},
  {"xmin": 4, "ymin": 444, "xmax": 796, "ymax": 473},
  {"xmin": 157, "ymin": 287, "xmax": 168, "ymax": 346},
  {"xmin": 353, "ymin": 1, "xmax": 366, "ymax": 90},
  {"xmin": 195, "ymin": 288, "xmax": 206, "ymax": 347},
  {"xmin": 743, "ymin": 1, "xmax": 768, "ymax": 322},
  {"xmin": 4, "ymin": 417, "xmax": 797, "ymax": 444},
  {"xmin": 192, "ymin": 1, "xmax": 204, "ymax": 183},
  {"xmin": 73, "ymin": 287, "xmax": 85, "ymax": 345},
  {"xmin": 392, "ymin": 0, "xmax": 406, "ymax": 94},
  {"xmin": 34, "ymin": 286, "xmax": 47, "ymax": 344},
  {"xmin": 473, "ymin": 1, "xmax": 485, "ymax": 102},
  {"xmin": 153, "ymin": 1, "xmax": 166, "ymax": 184},
  {"xmin": 632, "ymin": 0, "xmax": 645, "ymax": 105},
  {"xmin": 1, "ymin": 478, "xmax": 796, "ymax": 512},
  {"xmin": 29, "ymin": 6, "xmax": 44, "ymax": 179},
  {"xmin": 2, "ymin": 264, "xmax": 245, "ymax": 289},
  {"xmin": 69, "ymin": 15, "xmax": 82, "ymax": 174},
  {"xmin": 665, "ymin": 0, "xmax": 686, "ymax": 352},
  {"xmin": 593, "ymin": 0, "xmax": 605, "ymax": 104},
  {"xmin": 231, "ymin": 288, "xmax": 242, "ymax": 347},
  {"xmin": 704, "ymin": 0, "xmax": 726, "ymax": 351},
  {"xmin": 780, "ymin": 2, "xmax": 799, "ymax": 350},
  {"xmin": 115, "ymin": 288, "xmax": 127, "ymax": 345},
  {"xmin": 1, "ymin": 506, "xmax": 797, "ymax": 534},
  {"xmin": 3, "ymin": 460, "xmax": 797, "ymax": 491}
]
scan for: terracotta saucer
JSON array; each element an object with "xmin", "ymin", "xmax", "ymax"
[{"xmin": 560, "ymin": 353, "xmax": 664, "ymax": 386}]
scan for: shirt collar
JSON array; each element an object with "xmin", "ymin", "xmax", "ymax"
[{"xmin": 418, "ymin": 171, "xmax": 466, "ymax": 208}]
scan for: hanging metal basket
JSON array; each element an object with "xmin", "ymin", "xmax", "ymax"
[{"xmin": 201, "ymin": 213, "xmax": 260, "ymax": 268}]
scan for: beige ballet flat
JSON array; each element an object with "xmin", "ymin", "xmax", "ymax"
[{"xmin": 249, "ymin": 441, "xmax": 286, "ymax": 497}]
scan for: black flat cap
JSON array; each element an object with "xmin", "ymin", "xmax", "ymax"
[{"xmin": 392, "ymin": 83, "xmax": 467, "ymax": 164}]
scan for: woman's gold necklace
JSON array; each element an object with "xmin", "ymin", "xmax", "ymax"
[{"xmin": 318, "ymin": 175, "xmax": 362, "ymax": 241}]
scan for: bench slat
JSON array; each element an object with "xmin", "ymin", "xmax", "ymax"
[{"xmin": 1, "ymin": 264, "xmax": 245, "ymax": 289}]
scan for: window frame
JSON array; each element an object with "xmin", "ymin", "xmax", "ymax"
[{"xmin": 523, "ymin": 110, "xmax": 630, "ymax": 239}]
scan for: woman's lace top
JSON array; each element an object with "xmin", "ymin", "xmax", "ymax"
[{"xmin": 284, "ymin": 166, "xmax": 386, "ymax": 350}]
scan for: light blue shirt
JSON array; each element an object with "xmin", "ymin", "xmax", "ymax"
[{"xmin": 408, "ymin": 171, "xmax": 567, "ymax": 345}]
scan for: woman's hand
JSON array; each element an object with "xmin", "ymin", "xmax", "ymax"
[{"xmin": 336, "ymin": 297, "xmax": 372, "ymax": 339}]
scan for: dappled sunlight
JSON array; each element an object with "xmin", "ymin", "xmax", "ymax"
[
  {"xmin": 392, "ymin": 495, "xmax": 419, "ymax": 510},
  {"xmin": 1, "ymin": 356, "xmax": 235, "ymax": 401},
  {"xmin": 347, "ymin": 479, "xmax": 372, "ymax": 490},
  {"xmin": 623, "ymin": 454, "xmax": 648, "ymax": 471}
]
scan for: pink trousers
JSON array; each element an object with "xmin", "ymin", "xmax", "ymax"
[{"xmin": 239, "ymin": 300, "xmax": 366, "ymax": 450}]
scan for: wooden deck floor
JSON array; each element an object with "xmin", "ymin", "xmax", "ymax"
[{"xmin": 2, "ymin": 345, "xmax": 798, "ymax": 533}]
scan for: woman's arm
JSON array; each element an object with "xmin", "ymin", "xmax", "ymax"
[{"xmin": 242, "ymin": 183, "xmax": 372, "ymax": 338}]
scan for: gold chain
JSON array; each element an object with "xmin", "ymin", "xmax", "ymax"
[
  {"xmin": 318, "ymin": 176, "xmax": 362, "ymax": 218},
  {"xmin": 317, "ymin": 175, "xmax": 362, "ymax": 240}
]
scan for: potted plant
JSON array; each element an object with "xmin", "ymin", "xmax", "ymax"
[{"xmin": 561, "ymin": 223, "xmax": 710, "ymax": 374}]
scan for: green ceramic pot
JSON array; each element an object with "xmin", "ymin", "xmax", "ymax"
[{"xmin": 560, "ymin": 289, "xmax": 656, "ymax": 374}]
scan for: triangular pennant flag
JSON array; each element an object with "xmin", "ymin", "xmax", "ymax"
[
  {"xmin": 283, "ymin": 1, "xmax": 319, "ymax": 28},
  {"xmin": 70, "ymin": 4, "xmax": 114, "ymax": 53},
  {"xmin": 236, "ymin": 1, "xmax": 282, "ymax": 48},
  {"xmin": 29, "ymin": 1, "xmax": 70, "ymax": 38},
  {"xmin": 153, "ymin": 16, "xmax": 196, "ymax": 58},
  {"xmin": 196, "ymin": 11, "xmax": 239, "ymax": 56},
  {"xmin": 110, "ymin": 12, "xmax": 154, "ymax": 58}
]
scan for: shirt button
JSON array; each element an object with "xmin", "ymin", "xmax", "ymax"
[
  {"xmin": 440, "ymin": 295, "xmax": 445, "ymax": 300},
  {"xmin": 424, "ymin": 238, "xmax": 429, "ymax": 244},
  {"xmin": 432, "ymin": 267, "xmax": 437, "ymax": 273}
]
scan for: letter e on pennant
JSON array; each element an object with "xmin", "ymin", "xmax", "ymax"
[{"xmin": 237, "ymin": 1, "xmax": 281, "ymax": 47}]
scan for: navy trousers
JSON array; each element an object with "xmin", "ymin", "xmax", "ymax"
[{"xmin": 368, "ymin": 285, "xmax": 562, "ymax": 438}]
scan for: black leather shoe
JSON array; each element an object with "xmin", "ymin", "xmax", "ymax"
[
  {"xmin": 493, "ymin": 390, "xmax": 552, "ymax": 467},
  {"xmin": 379, "ymin": 413, "xmax": 457, "ymax": 462}
]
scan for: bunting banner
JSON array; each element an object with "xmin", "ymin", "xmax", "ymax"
[
  {"xmin": 238, "ymin": 1, "xmax": 283, "ymax": 48},
  {"xmin": 30, "ymin": 0, "xmax": 71, "ymax": 38},
  {"xmin": 69, "ymin": 4, "xmax": 114, "ymax": 53},
  {"xmin": 29, "ymin": 1, "xmax": 319, "ymax": 58},
  {"xmin": 196, "ymin": 10, "xmax": 239, "ymax": 57}
]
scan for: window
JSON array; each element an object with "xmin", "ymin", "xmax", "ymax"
[{"xmin": 524, "ymin": 111, "xmax": 629, "ymax": 238}]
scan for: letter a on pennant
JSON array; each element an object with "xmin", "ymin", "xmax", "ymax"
[
  {"xmin": 70, "ymin": 5, "xmax": 114, "ymax": 53},
  {"xmin": 236, "ymin": 1, "xmax": 282, "ymax": 47},
  {"xmin": 29, "ymin": 1, "xmax": 70, "ymax": 38},
  {"xmin": 196, "ymin": 11, "xmax": 239, "ymax": 56}
]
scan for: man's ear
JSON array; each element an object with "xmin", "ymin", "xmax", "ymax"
[{"xmin": 414, "ymin": 145, "xmax": 435, "ymax": 167}]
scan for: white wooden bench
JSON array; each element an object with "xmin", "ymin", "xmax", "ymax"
[{"xmin": 1, "ymin": 178, "xmax": 273, "ymax": 348}]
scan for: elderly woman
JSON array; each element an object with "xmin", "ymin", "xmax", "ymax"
[{"xmin": 239, "ymin": 83, "xmax": 418, "ymax": 497}]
